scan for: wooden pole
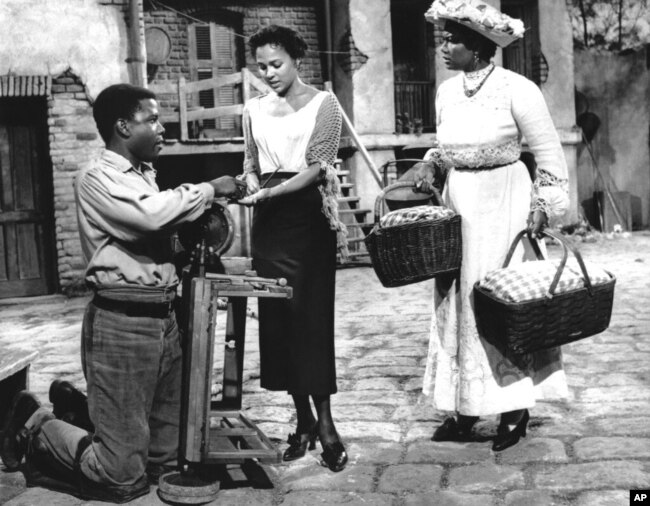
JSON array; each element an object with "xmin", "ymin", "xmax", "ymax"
[
  {"xmin": 324, "ymin": 82, "xmax": 383, "ymax": 188},
  {"xmin": 128, "ymin": 0, "xmax": 146, "ymax": 86},
  {"xmin": 179, "ymin": 77, "xmax": 188, "ymax": 141}
]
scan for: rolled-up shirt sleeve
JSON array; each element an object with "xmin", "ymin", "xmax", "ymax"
[{"xmin": 77, "ymin": 167, "xmax": 214, "ymax": 243}]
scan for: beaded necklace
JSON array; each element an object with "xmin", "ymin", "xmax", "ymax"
[{"xmin": 463, "ymin": 63, "xmax": 495, "ymax": 98}]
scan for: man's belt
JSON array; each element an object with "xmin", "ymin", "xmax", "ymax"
[{"xmin": 92, "ymin": 295, "xmax": 174, "ymax": 318}]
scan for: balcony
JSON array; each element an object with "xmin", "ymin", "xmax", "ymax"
[{"xmin": 394, "ymin": 80, "xmax": 436, "ymax": 133}]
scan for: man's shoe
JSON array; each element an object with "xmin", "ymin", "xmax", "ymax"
[
  {"xmin": 1, "ymin": 391, "xmax": 41, "ymax": 470},
  {"xmin": 48, "ymin": 380, "xmax": 94, "ymax": 433}
]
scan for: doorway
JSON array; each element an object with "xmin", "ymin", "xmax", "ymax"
[
  {"xmin": 391, "ymin": 0, "xmax": 437, "ymax": 132},
  {"xmin": 0, "ymin": 97, "xmax": 56, "ymax": 298}
]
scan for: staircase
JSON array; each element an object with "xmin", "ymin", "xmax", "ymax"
[{"xmin": 335, "ymin": 160, "xmax": 374, "ymax": 265}]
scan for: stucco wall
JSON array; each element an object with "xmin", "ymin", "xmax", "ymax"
[
  {"xmin": 538, "ymin": 0, "xmax": 575, "ymax": 130},
  {"xmin": 348, "ymin": 0, "xmax": 395, "ymax": 135},
  {"xmin": 0, "ymin": 0, "xmax": 129, "ymax": 100},
  {"xmin": 574, "ymin": 48, "xmax": 650, "ymax": 228}
]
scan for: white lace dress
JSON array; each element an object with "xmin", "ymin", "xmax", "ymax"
[{"xmin": 422, "ymin": 65, "xmax": 570, "ymax": 416}]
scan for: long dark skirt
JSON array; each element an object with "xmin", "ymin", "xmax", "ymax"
[{"xmin": 252, "ymin": 178, "xmax": 337, "ymax": 395}]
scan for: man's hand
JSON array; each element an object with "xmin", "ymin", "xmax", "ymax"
[
  {"xmin": 527, "ymin": 210, "xmax": 548, "ymax": 239},
  {"xmin": 209, "ymin": 176, "xmax": 247, "ymax": 199}
]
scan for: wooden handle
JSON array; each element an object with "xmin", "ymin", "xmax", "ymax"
[{"xmin": 502, "ymin": 229, "xmax": 594, "ymax": 299}]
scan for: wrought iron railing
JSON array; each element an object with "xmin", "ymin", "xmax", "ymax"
[{"xmin": 394, "ymin": 80, "xmax": 436, "ymax": 133}]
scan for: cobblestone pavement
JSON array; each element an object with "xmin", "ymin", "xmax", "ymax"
[{"xmin": 1, "ymin": 231, "xmax": 649, "ymax": 506}]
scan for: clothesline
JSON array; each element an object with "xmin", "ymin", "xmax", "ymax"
[{"xmin": 147, "ymin": 0, "xmax": 380, "ymax": 56}]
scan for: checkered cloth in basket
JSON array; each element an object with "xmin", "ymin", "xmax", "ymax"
[
  {"xmin": 379, "ymin": 205, "xmax": 456, "ymax": 228},
  {"xmin": 478, "ymin": 259, "xmax": 612, "ymax": 303}
]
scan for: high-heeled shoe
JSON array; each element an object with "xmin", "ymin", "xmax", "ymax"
[
  {"xmin": 282, "ymin": 423, "xmax": 319, "ymax": 462},
  {"xmin": 492, "ymin": 409, "xmax": 529, "ymax": 452},
  {"xmin": 320, "ymin": 440, "xmax": 348, "ymax": 472},
  {"xmin": 431, "ymin": 417, "xmax": 480, "ymax": 442}
]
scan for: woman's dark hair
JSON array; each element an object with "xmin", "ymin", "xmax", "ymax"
[
  {"xmin": 444, "ymin": 20, "xmax": 497, "ymax": 62},
  {"xmin": 248, "ymin": 25, "xmax": 308, "ymax": 60},
  {"xmin": 93, "ymin": 84, "xmax": 156, "ymax": 143}
]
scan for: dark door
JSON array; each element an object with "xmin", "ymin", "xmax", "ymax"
[
  {"xmin": 502, "ymin": 0, "xmax": 544, "ymax": 84},
  {"xmin": 0, "ymin": 97, "xmax": 55, "ymax": 298}
]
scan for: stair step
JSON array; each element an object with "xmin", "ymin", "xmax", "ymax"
[
  {"xmin": 344, "ymin": 222, "xmax": 374, "ymax": 228},
  {"xmin": 345, "ymin": 252, "xmax": 372, "ymax": 260},
  {"xmin": 338, "ymin": 196, "xmax": 360, "ymax": 204},
  {"xmin": 339, "ymin": 208, "xmax": 371, "ymax": 216}
]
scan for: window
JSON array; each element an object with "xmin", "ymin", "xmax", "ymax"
[{"xmin": 188, "ymin": 22, "xmax": 243, "ymax": 136}]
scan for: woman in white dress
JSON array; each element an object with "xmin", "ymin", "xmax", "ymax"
[
  {"xmin": 416, "ymin": 0, "xmax": 570, "ymax": 451},
  {"xmin": 239, "ymin": 25, "xmax": 348, "ymax": 472}
]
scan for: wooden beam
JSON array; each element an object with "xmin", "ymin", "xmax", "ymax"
[
  {"xmin": 186, "ymin": 104, "xmax": 243, "ymax": 121},
  {"xmin": 184, "ymin": 73, "xmax": 242, "ymax": 94},
  {"xmin": 149, "ymin": 82, "xmax": 177, "ymax": 95},
  {"xmin": 178, "ymin": 77, "xmax": 188, "ymax": 141},
  {"xmin": 243, "ymin": 68, "xmax": 272, "ymax": 94}
]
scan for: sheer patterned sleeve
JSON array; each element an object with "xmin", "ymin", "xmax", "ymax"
[
  {"xmin": 305, "ymin": 93, "xmax": 348, "ymax": 259},
  {"xmin": 511, "ymin": 76, "xmax": 569, "ymax": 218},
  {"xmin": 242, "ymin": 102, "xmax": 261, "ymax": 177}
]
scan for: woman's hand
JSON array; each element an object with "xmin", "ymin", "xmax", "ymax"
[
  {"xmin": 238, "ymin": 188, "xmax": 271, "ymax": 206},
  {"xmin": 245, "ymin": 172, "xmax": 260, "ymax": 195},
  {"xmin": 527, "ymin": 210, "xmax": 548, "ymax": 239},
  {"xmin": 412, "ymin": 160, "xmax": 437, "ymax": 194}
]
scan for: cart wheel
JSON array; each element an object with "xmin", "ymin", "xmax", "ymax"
[{"xmin": 158, "ymin": 471, "xmax": 220, "ymax": 504}]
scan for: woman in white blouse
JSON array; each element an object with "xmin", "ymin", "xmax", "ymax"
[
  {"xmin": 239, "ymin": 25, "xmax": 348, "ymax": 472},
  {"xmin": 417, "ymin": 0, "xmax": 570, "ymax": 451}
]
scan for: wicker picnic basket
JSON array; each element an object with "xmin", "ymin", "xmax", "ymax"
[
  {"xmin": 364, "ymin": 181, "xmax": 462, "ymax": 288},
  {"xmin": 474, "ymin": 229, "xmax": 616, "ymax": 355}
]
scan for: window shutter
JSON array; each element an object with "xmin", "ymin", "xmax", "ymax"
[
  {"xmin": 211, "ymin": 24, "xmax": 238, "ymax": 130},
  {"xmin": 188, "ymin": 22, "xmax": 241, "ymax": 134}
]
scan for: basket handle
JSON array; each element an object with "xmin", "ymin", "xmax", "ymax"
[
  {"xmin": 503, "ymin": 229, "xmax": 593, "ymax": 299},
  {"xmin": 543, "ymin": 229, "xmax": 594, "ymax": 297},
  {"xmin": 503, "ymin": 229, "xmax": 546, "ymax": 266},
  {"xmin": 373, "ymin": 181, "xmax": 444, "ymax": 225}
]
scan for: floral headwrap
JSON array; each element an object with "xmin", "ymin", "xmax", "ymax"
[{"xmin": 425, "ymin": 0, "xmax": 525, "ymax": 48}]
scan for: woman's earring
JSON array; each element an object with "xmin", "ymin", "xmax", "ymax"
[{"xmin": 473, "ymin": 53, "xmax": 479, "ymax": 70}]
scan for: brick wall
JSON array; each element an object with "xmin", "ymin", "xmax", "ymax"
[
  {"xmin": 144, "ymin": 9, "xmax": 191, "ymax": 112},
  {"xmin": 239, "ymin": 3, "xmax": 324, "ymax": 85},
  {"xmin": 48, "ymin": 71, "xmax": 103, "ymax": 293}
]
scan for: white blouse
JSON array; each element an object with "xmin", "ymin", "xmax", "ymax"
[{"xmin": 247, "ymin": 91, "xmax": 328, "ymax": 174}]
